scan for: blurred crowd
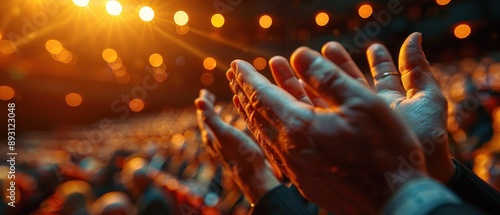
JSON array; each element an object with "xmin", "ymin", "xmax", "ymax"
[
  {"xmin": 1, "ymin": 55, "xmax": 500, "ymax": 215},
  {"xmin": 432, "ymin": 56, "xmax": 500, "ymax": 188}
]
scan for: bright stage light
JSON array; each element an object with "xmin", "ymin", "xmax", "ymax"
[
  {"xmin": 73, "ymin": 0, "xmax": 89, "ymax": 7},
  {"xmin": 358, "ymin": 4, "xmax": 373, "ymax": 19},
  {"xmin": 174, "ymin": 11, "xmax": 189, "ymax": 26},
  {"xmin": 203, "ymin": 57, "xmax": 217, "ymax": 70},
  {"xmin": 259, "ymin": 15, "xmax": 272, "ymax": 29},
  {"xmin": 211, "ymin": 14, "xmax": 225, "ymax": 28},
  {"xmin": 65, "ymin": 93, "xmax": 83, "ymax": 107},
  {"xmin": 149, "ymin": 53, "xmax": 163, "ymax": 67},
  {"xmin": 316, "ymin": 12, "xmax": 329, "ymax": 26},
  {"xmin": 129, "ymin": 99, "xmax": 145, "ymax": 112},
  {"xmin": 45, "ymin": 40, "xmax": 63, "ymax": 55},
  {"xmin": 139, "ymin": 6, "xmax": 155, "ymax": 22},
  {"xmin": 0, "ymin": 86, "xmax": 15, "ymax": 101},
  {"xmin": 454, "ymin": 24, "xmax": 471, "ymax": 39},
  {"xmin": 102, "ymin": 48, "xmax": 118, "ymax": 62},
  {"xmin": 106, "ymin": 1, "xmax": 122, "ymax": 16}
]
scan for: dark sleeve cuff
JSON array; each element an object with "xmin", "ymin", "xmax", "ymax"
[
  {"xmin": 250, "ymin": 184, "xmax": 312, "ymax": 215},
  {"xmin": 447, "ymin": 158, "xmax": 500, "ymax": 214}
]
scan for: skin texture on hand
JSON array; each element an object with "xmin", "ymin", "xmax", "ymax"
[
  {"xmin": 227, "ymin": 50, "xmax": 427, "ymax": 214},
  {"xmin": 270, "ymin": 33, "xmax": 454, "ymax": 183},
  {"xmin": 195, "ymin": 89, "xmax": 280, "ymax": 204}
]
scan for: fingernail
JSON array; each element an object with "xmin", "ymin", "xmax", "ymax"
[
  {"xmin": 231, "ymin": 60, "xmax": 238, "ymax": 72},
  {"xmin": 226, "ymin": 69, "xmax": 235, "ymax": 81},
  {"xmin": 292, "ymin": 47, "xmax": 317, "ymax": 73}
]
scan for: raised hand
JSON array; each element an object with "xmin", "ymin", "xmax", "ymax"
[
  {"xmin": 227, "ymin": 53, "xmax": 426, "ymax": 214},
  {"xmin": 195, "ymin": 89, "xmax": 279, "ymax": 204},
  {"xmin": 270, "ymin": 33, "xmax": 454, "ymax": 183},
  {"xmin": 366, "ymin": 33, "xmax": 454, "ymax": 182}
]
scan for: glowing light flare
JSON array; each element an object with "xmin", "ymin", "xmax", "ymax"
[
  {"xmin": 106, "ymin": 0, "xmax": 122, "ymax": 16},
  {"xmin": 45, "ymin": 40, "xmax": 63, "ymax": 54},
  {"xmin": 115, "ymin": 72, "xmax": 131, "ymax": 84},
  {"xmin": 358, "ymin": 4, "xmax": 373, "ymax": 19},
  {"xmin": 0, "ymin": 40, "xmax": 17, "ymax": 55},
  {"xmin": 102, "ymin": 48, "xmax": 118, "ymax": 62},
  {"xmin": 436, "ymin": 0, "xmax": 451, "ymax": 6},
  {"xmin": 149, "ymin": 53, "xmax": 163, "ymax": 67},
  {"xmin": 203, "ymin": 57, "xmax": 217, "ymax": 70},
  {"xmin": 174, "ymin": 11, "xmax": 189, "ymax": 26},
  {"xmin": 315, "ymin": 12, "xmax": 330, "ymax": 26},
  {"xmin": 113, "ymin": 66, "xmax": 127, "ymax": 77},
  {"xmin": 211, "ymin": 14, "xmax": 225, "ymax": 28},
  {"xmin": 108, "ymin": 57, "xmax": 123, "ymax": 69},
  {"xmin": 454, "ymin": 24, "xmax": 471, "ymax": 39},
  {"xmin": 176, "ymin": 25, "xmax": 189, "ymax": 35},
  {"xmin": 201, "ymin": 73, "xmax": 214, "ymax": 85},
  {"xmin": 129, "ymin": 99, "xmax": 145, "ymax": 112},
  {"xmin": 139, "ymin": 6, "xmax": 155, "ymax": 22},
  {"xmin": 253, "ymin": 57, "xmax": 267, "ymax": 70},
  {"xmin": 65, "ymin": 93, "xmax": 83, "ymax": 107},
  {"xmin": 73, "ymin": 0, "xmax": 89, "ymax": 7},
  {"xmin": 56, "ymin": 49, "xmax": 74, "ymax": 64},
  {"xmin": 259, "ymin": 15, "xmax": 272, "ymax": 29},
  {"xmin": 0, "ymin": 86, "xmax": 15, "ymax": 100}
]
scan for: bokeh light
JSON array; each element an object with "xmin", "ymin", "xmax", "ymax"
[
  {"xmin": 203, "ymin": 57, "xmax": 217, "ymax": 70},
  {"xmin": 45, "ymin": 40, "xmax": 63, "ymax": 55},
  {"xmin": 108, "ymin": 57, "xmax": 123, "ymax": 69},
  {"xmin": 253, "ymin": 57, "xmax": 267, "ymax": 70},
  {"xmin": 315, "ymin": 12, "xmax": 329, "ymax": 26},
  {"xmin": 129, "ymin": 99, "xmax": 145, "ymax": 112},
  {"xmin": 115, "ymin": 72, "xmax": 131, "ymax": 84},
  {"xmin": 358, "ymin": 4, "xmax": 373, "ymax": 19},
  {"xmin": 149, "ymin": 53, "xmax": 163, "ymax": 67},
  {"xmin": 139, "ymin": 6, "xmax": 155, "ymax": 22},
  {"xmin": 201, "ymin": 73, "xmax": 214, "ymax": 85},
  {"xmin": 211, "ymin": 14, "xmax": 225, "ymax": 28},
  {"xmin": 65, "ymin": 93, "xmax": 83, "ymax": 107},
  {"xmin": 73, "ymin": 0, "xmax": 89, "ymax": 7},
  {"xmin": 102, "ymin": 48, "xmax": 118, "ymax": 63},
  {"xmin": 454, "ymin": 24, "xmax": 471, "ymax": 39},
  {"xmin": 0, "ymin": 86, "xmax": 15, "ymax": 100},
  {"xmin": 0, "ymin": 40, "xmax": 17, "ymax": 55},
  {"xmin": 106, "ymin": 0, "xmax": 122, "ymax": 16},
  {"xmin": 176, "ymin": 25, "xmax": 190, "ymax": 35},
  {"xmin": 259, "ymin": 15, "xmax": 273, "ymax": 29},
  {"xmin": 436, "ymin": 0, "xmax": 451, "ymax": 6},
  {"xmin": 56, "ymin": 49, "xmax": 74, "ymax": 64},
  {"xmin": 174, "ymin": 11, "xmax": 189, "ymax": 26}
]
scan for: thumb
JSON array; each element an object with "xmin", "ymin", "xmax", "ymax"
[{"xmin": 398, "ymin": 32, "xmax": 439, "ymax": 95}]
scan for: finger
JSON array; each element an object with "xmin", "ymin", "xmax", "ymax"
[
  {"xmin": 399, "ymin": 32, "xmax": 442, "ymax": 98},
  {"xmin": 229, "ymin": 60, "xmax": 313, "ymax": 129},
  {"xmin": 321, "ymin": 41, "xmax": 369, "ymax": 87},
  {"xmin": 299, "ymin": 79, "xmax": 329, "ymax": 108},
  {"xmin": 199, "ymin": 89, "xmax": 216, "ymax": 105},
  {"xmin": 366, "ymin": 43, "xmax": 405, "ymax": 95},
  {"xmin": 195, "ymin": 98, "xmax": 221, "ymax": 155},
  {"xmin": 269, "ymin": 56, "xmax": 313, "ymax": 105},
  {"xmin": 232, "ymin": 96, "xmax": 287, "ymax": 171},
  {"xmin": 290, "ymin": 47, "xmax": 372, "ymax": 106},
  {"xmin": 195, "ymin": 98, "xmax": 260, "ymax": 155}
]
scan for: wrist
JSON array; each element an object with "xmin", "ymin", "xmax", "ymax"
[{"xmin": 239, "ymin": 167, "xmax": 280, "ymax": 204}]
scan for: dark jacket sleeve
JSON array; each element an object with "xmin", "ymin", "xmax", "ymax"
[
  {"xmin": 447, "ymin": 159, "xmax": 500, "ymax": 214},
  {"xmin": 428, "ymin": 203, "xmax": 488, "ymax": 215},
  {"xmin": 251, "ymin": 185, "xmax": 312, "ymax": 215}
]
